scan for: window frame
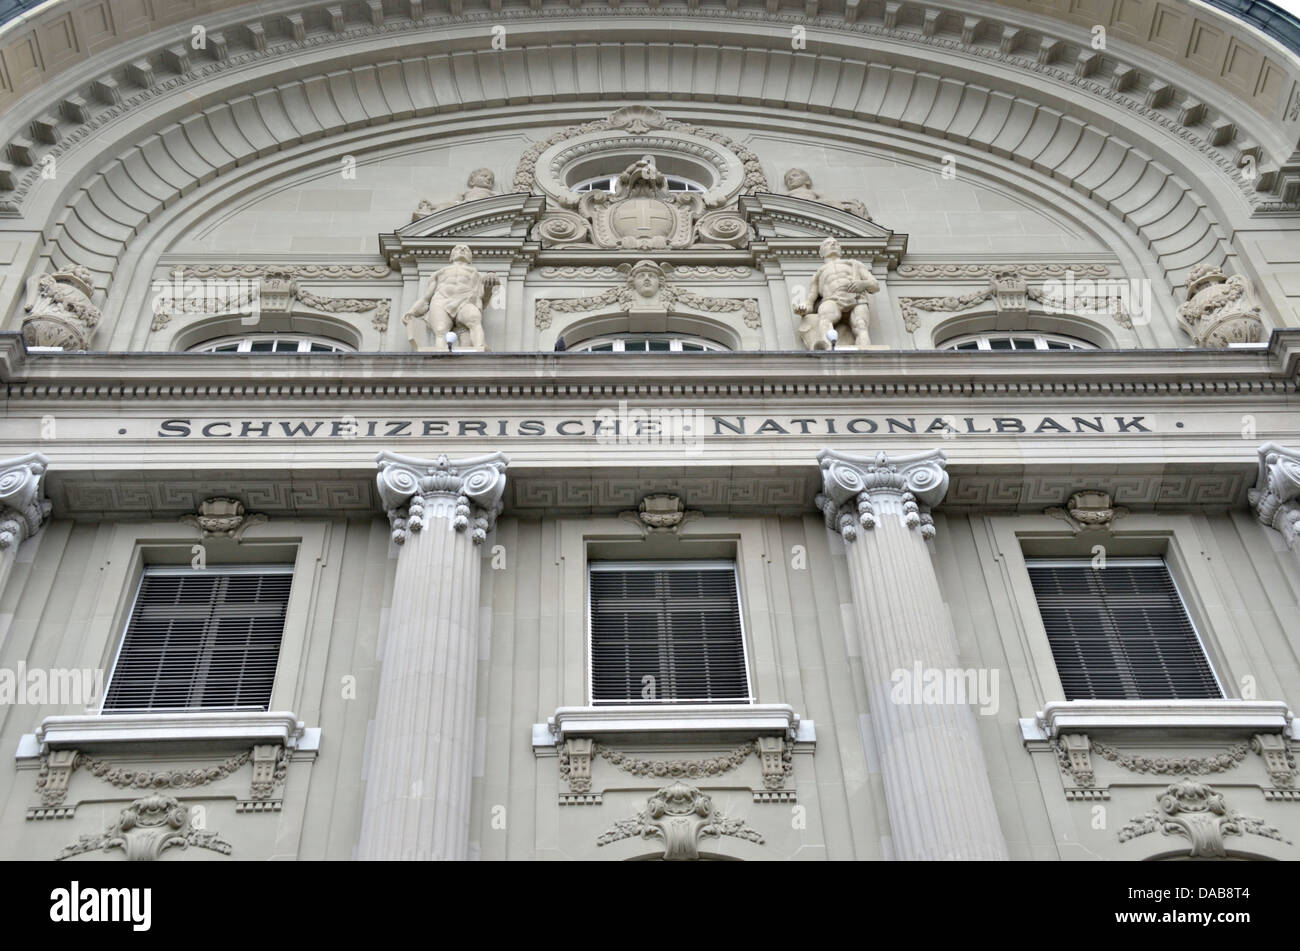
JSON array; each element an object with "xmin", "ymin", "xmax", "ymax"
[
  {"xmin": 586, "ymin": 559, "xmax": 755, "ymax": 707},
  {"xmin": 102, "ymin": 563, "xmax": 295, "ymax": 715},
  {"xmin": 572, "ymin": 333, "xmax": 729, "ymax": 353},
  {"xmin": 1023, "ymin": 556, "xmax": 1225, "ymax": 701},
  {"xmin": 188, "ymin": 334, "xmax": 352, "ymax": 354},
  {"xmin": 939, "ymin": 332, "xmax": 1097, "ymax": 352}
]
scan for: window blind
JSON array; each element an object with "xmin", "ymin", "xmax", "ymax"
[
  {"xmin": 589, "ymin": 563, "xmax": 751, "ymax": 705},
  {"xmin": 1026, "ymin": 560, "xmax": 1221, "ymax": 701},
  {"xmin": 103, "ymin": 566, "xmax": 293, "ymax": 713}
]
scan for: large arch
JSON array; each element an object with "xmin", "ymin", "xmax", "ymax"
[{"xmin": 0, "ymin": 1, "xmax": 1296, "ymax": 335}]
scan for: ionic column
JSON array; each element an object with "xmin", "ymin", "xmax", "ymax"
[
  {"xmin": 357, "ymin": 451, "xmax": 507, "ymax": 861},
  {"xmin": 0, "ymin": 453, "xmax": 51, "ymax": 608},
  {"xmin": 1251, "ymin": 443, "xmax": 1300, "ymax": 558},
  {"xmin": 817, "ymin": 448, "xmax": 1008, "ymax": 860}
]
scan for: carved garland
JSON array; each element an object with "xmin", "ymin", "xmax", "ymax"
[
  {"xmin": 557, "ymin": 739, "xmax": 793, "ymax": 791},
  {"xmin": 899, "ymin": 284, "xmax": 1133, "ymax": 333},
  {"xmin": 172, "ymin": 265, "xmax": 392, "ymax": 279},
  {"xmin": 1089, "ymin": 739, "xmax": 1250, "ymax": 776},
  {"xmin": 535, "ymin": 286, "xmax": 760, "ymax": 331},
  {"xmin": 895, "ymin": 264, "xmax": 1112, "ymax": 279},
  {"xmin": 539, "ymin": 266, "xmax": 752, "ymax": 280},
  {"xmin": 35, "ymin": 747, "xmax": 290, "ymax": 807}
]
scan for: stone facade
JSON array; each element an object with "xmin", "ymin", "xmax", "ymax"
[{"xmin": 0, "ymin": 0, "xmax": 1298, "ymax": 861}]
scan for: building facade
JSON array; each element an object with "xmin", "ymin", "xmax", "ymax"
[{"xmin": 0, "ymin": 0, "xmax": 1299, "ymax": 861}]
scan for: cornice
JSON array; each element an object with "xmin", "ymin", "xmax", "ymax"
[
  {"xmin": 0, "ymin": 331, "xmax": 1296, "ymax": 400},
  {"xmin": 0, "ymin": 0, "xmax": 1295, "ymax": 218}
]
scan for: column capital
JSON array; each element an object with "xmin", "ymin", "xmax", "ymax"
[
  {"xmin": 815, "ymin": 448, "xmax": 948, "ymax": 541},
  {"xmin": 1250, "ymin": 443, "xmax": 1300, "ymax": 547},
  {"xmin": 0, "ymin": 452, "xmax": 51, "ymax": 550},
  {"xmin": 375, "ymin": 450, "xmax": 508, "ymax": 545}
]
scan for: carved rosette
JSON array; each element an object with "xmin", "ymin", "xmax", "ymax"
[
  {"xmin": 815, "ymin": 448, "xmax": 949, "ymax": 542},
  {"xmin": 376, "ymin": 451, "xmax": 508, "ymax": 545},
  {"xmin": 1250, "ymin": 443, "xmax": 1300, "ymax": 550},
  {"xmin": 1176, "ymin": 264, "xmax": 1265, "ymax": 348},
  {"xmin": 0, "ymin": 453, "xmax": 51, "ymax": 551},
  {"xmin": 56, "ymin": 795, "xmax": 232, "ymax": 861},
  {"xmin": 22, "ymin": 266, "xmax": 101, "ymax": 350}
]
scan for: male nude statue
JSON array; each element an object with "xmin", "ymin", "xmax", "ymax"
[
  {"xmin": 403, "ymin": 244, "xmax": 497, "ymax": 350},
  {"xmin": 794, "ymin": 237, "xmax": 880, "ymax": 350}
]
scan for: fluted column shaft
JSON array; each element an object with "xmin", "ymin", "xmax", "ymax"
[
  {"xmin": 818, "ymin": 448, "xmax": 1008, "ymax": 860},
  {"xmin": 1251, "ymin": 443, "xmax": 1300, "ymax": 561},
  {"xmin": 357, "ymin": 451, "xmax": 507, "ymax": 861}
]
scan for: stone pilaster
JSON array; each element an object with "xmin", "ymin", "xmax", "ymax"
[
  {"xmin": 817, "ymin": 448, "xmax": 1008, "ymax": 860},
  {"xmin": 356, "ymin": 450, "xmax": 508, "ymax": 861},
  {"xmin": 1250, "ymin": 443, "xmax": 1300, "ymax": 554},
  {"xmin": 0, "ymin": 453, "xmax": 51, "ymax": 607}
]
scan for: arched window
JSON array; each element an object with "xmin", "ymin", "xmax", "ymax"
[
  {"xmin": 188, "ymin": 334, "xmax": 352, "ymax": 354},
  {"xmin": 572, "ymin": 173, "xmax": 706, "ymax": 194},
  {"xmin": 571, "ymin": 333, "xmax": 728, "ymax": 353},
  {"xmin": 938, "ymin": 332, "xmax": 1096, "ymax": 352}
]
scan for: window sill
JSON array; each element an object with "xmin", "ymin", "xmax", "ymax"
[
  {"xmin": 1020, "ymin": 700, "xmax": 1295, "ymax": 742},
  {"xmin": 533, "ymin": 704, "xmax": 814, "ymax": 750},
  {"xmin": 16, "ymin": 711, "xmax": 320, "ymax": 759}
]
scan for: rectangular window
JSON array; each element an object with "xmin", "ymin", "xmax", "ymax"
[
  {"xmin": 1026, "ymin": 558, "xmax": 1222, "ymax": 701},
  {"xmin": 588, "ymin": 561, "xmax": 752, "ymax": 705},
  {"xmin": 103, "ymin": 565, "xmax": 293, "ymax": 713}
]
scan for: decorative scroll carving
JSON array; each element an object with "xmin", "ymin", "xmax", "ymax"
[
  {"xmin": 795, "ymin": 237, "xmax": 880, "ymax": 349},
  {"xmin": 23, "ymin": 266, "xmax": 101, "ymax": 350},
  {"xmin": 412, "ymin": 167, "xmax": 499, "ymax": 221},
  {"xmin": 1055, "ymin": 734, "xmax": 1095, "ymax": 787},
  {"xmin": 596, "ymin": 782, "xmax": 764, "ymax": 860},
  {"xmin": 535, "ymin": 259, "xmax": 758, "ymax": 330},
  {"xmin": 0, "ymin": 453, "xmax": 51, "ymax": 551},
  {"xmin": 56, "ymin": 795, "xmax": 233, "ymax": 861},
  {"xmin": 899, "ymin": 268, "xmax": 1131, "ymax": 332},
  {"xmin": 558, "ymin": 738, "xmax": 595, "ymax": 794},
  {"xmin": 179, "ymin": 497, "xmax": 268, "ymax": 541},
  {"xmin": 375, "ymin": 451, "xmax": 508, "ymax": 545},
  {"xmin": 401, "ymin": 244, "xmax": 496, "ymax": 349},
  {"xmin": 1044, "ymin": 490, "xmax": 1130, "ymax": 534},
  {"xmin": 817, "ymin": 448, "xmax": 948, "ymax": 542},
  {"xmin": 618, "ymin": 494, "xmax": 703, "ymax": 537},
  {"xmin": 248, "ymin": 744, "xmax": 290, "ymax": 800},
  {"xmin": 1250, "ymin": 443, "xmax": 1300, "ymax": 550},
  {"xmin": 782, "ymin": 167, "xmax": 870, "ymax": 220},
  {"xmin": 1177, "ymin": 264, "xmax": 1265, "ymax": 348},
  {"xmin": 34, "ymin": 750, "xmax": 79, "ymax": 809},
  {"xmin": 1251, "ymin": 733, "xmax": 1297, "ymax": 788},
  {"xmin": 1090, "ymin": 740, "xmax": 1249, "ymax": 776},
  {"xmin": 150, "ymin": 268, "xmax": 389, "ymax": 331},
  {"xmin": 1118, "ymin": 782, "xmax": 1289, "ymax": 858}
]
